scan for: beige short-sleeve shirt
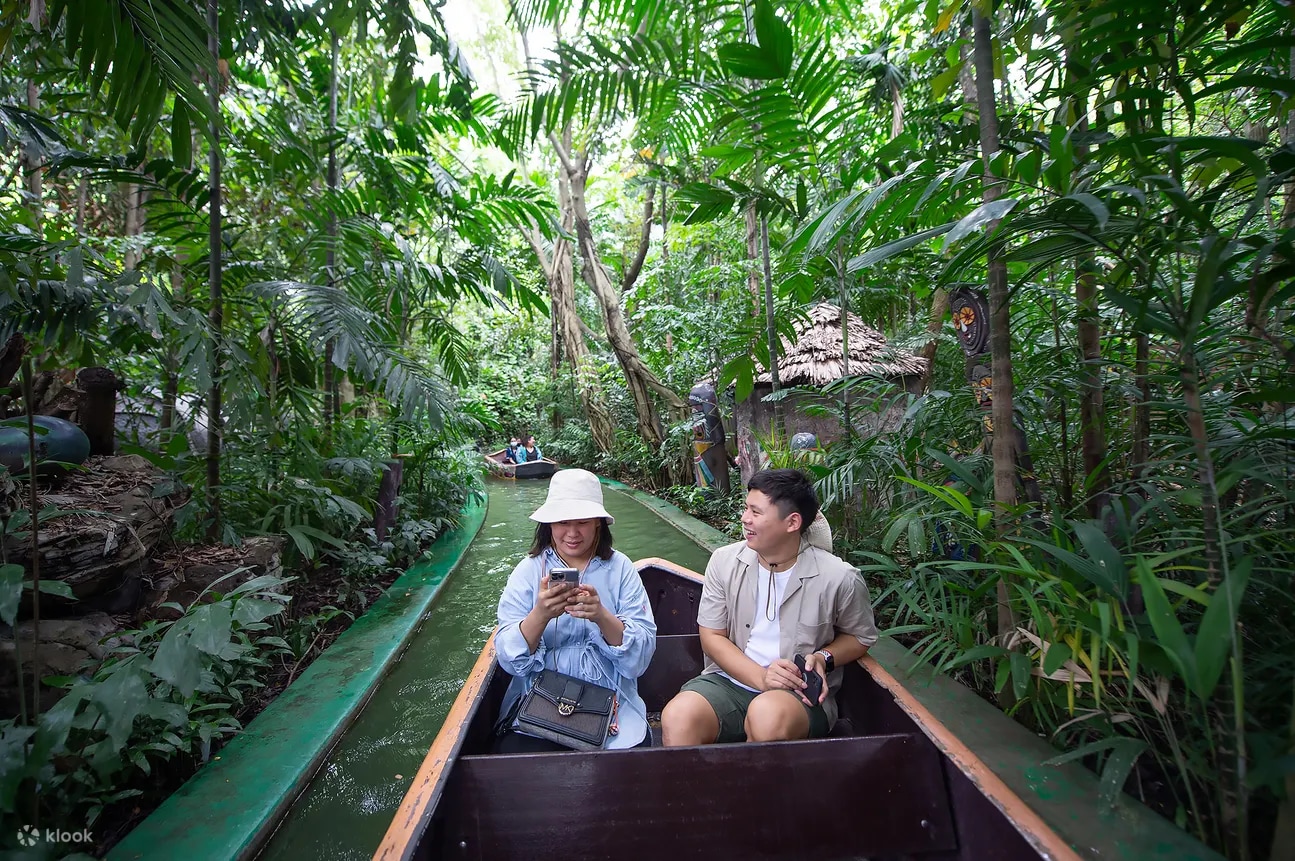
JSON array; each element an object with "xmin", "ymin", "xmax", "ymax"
[{"xmin": 696, "ymin": 539, "xmax": 878, "ymax": 725}]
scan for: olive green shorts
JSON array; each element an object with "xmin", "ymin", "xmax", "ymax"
[{"xmin": 680, "ymin": 672, "xmax": 829, "ymax": 743}]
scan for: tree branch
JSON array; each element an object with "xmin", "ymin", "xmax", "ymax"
[
  {"xmin": 622, "ymin": 184, "xmax": 655, "ymax": 293},
  {"xmin": 523, "ymin": 223, "xmax": 554, "ymax": 280},
  {"xmin": 577, "ymin": 316, "xmax": 599, "ymax": 340},
  {"xmin": 548, "ymin": 132, "xmax": 578, "ymax": 176}
]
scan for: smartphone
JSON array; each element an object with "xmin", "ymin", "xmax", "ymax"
[
  {"xmin": 548, "ymin": 567, "xmax": 579, "ymax": 588},
  {"xmin": 794, "ymin": 654, "xmax": 823, "ymax": 705}
]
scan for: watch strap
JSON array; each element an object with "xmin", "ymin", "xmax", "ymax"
[{"xmin": 816, "ymin": 648, "xmax": 834, "ymax": 672}]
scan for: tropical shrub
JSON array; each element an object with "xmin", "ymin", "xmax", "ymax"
[{"xmin": 0, "ymin": 573, "xmax": 293, "ymax": 847}]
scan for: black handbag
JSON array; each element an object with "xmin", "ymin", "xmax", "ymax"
[{"xmin": 516, "ymin": 669, "xmax": 617, "ymax": 751}]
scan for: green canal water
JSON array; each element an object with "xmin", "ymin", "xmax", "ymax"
[{"xmin": 258, "ymin": 478, "xmax": 715, "ymax": 861}]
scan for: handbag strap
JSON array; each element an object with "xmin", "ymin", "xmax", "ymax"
[
  {"xmin": 536, "ymin": 550, "xmax": 623, "ymax": 707},
  {"xmin": 558, "ymin": 677, "xmax": 583, "ymax": 710}
]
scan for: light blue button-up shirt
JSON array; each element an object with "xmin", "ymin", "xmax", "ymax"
[{"xmin": 495, "ymin": 547, "xmax": 657, "ymax": 749}]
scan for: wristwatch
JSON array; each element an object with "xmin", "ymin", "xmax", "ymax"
[{"xmin": 815, "ymin": 648, "xmax": 835, "ymax": 673}]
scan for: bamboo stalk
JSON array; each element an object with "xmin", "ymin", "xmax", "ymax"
[{"xmin": 20, "ymin": 358, "xmax": 39, "ymax": 725}]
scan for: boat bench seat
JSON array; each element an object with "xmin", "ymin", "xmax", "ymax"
[{"xmin": 443, "ymin": 731, "xmax": 957, "ymax": 861}]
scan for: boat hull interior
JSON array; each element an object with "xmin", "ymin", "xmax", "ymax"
[{"xmin": 395, "ymin": 560, "xmax": 1050, "ymax": 861}]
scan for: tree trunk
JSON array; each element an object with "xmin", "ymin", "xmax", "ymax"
[
  {"xmin": 23, "ymin": 80, "xmax": 41, "ymax": 231},
  {"xmin": 374, "ymin": 460, "xmax": 404, "ymax": 543},
  {"xmin": 972, "ymin": 10, "xmax": 1018, "ymax": 523},
  {"xmin": 525, "ymin": 131, "xmax": 615, "ymax": 454},
  {"xmin": 76, "ymin": 367, "xmax": 119, "ymax": 455},
  {"xmin": 1130, "ymin": 332, "xmax": 1150, "ymax": 479},
  {"xmin": 1052, "ymin": 296, "xmax": 1074, "ymax": 512},
  {"xmin": 205, "ymin": 0, "xmax": 224, "ymax": 541},
  {"xmin": 555, "ymin": 137, "xmax": 685, "ymax": 452},
  {"xmin": 918, "ymin": 288, "xmax": 949, "ymax": 393},
  {"xmin": 760, "ymin": 212, "xmax": 783, "ymax": 439},
  {"xmin": 837, "ymin": 244, "xmax": 853, "ymax": 437},
  {"xmin": 1071, "ymin": 94, "xmax": 1110, "ymax": 520},
  {"xmin": 957, "ymin": 27, "xmax": 977, "ymax": 125},
  {"xmin": 161, "ymin": 261, "xmax": 186, "ymax": 446},
  {"xmin": 659, "ymin": 180, "xmax": 670, "ymax": 303},
  {"xmin": 123, "ymin": 183, "xmax": 141, "ymax": 270},
  {"xmin": 1180, "ymin": 348, "xmax": 1221, "ymax": 583},
  {"xmin": 74, "ymin": 171, "xmax": 88, "ymax": 235},
  {"xmin": 322, "ymin": 30, "xmax": 340, "ymax": 445},
  {"xmin": 744, "ymin": 201, "xmax": 761, "ymax": 307},
  {"xmin": 890, "ymin": 77, "xmax": 904, "ymax": 139},
  {"xmin": 973, "ymin": 7, "xmax": 1019, "ymax": 699}
]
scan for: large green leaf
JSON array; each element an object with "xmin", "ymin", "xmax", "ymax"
[
  {"xmin": 941, "ymin": 198, "xmax": 1019, "ymax": 252},
  {"xmin": 1135, "ymin": 558, "xmax": 1199, "ymax": 696},
  {"xmin": 171, "ymin": 100, "xmax": 191, "ymax": 170},
  {"xmin": 188, "ymin": 604, "xmax": 233, "ymax": 656},
  {"xmin": 849, "ymin": 223, "xmax": 955, "ymax": 271},
  {"xmin": 50, "ymin": 0, "xmax": 216, "ymax": 144},
  {"xmin": 753, "ymin": 0, "xmax": 793, "ymax": 78},
  {"xmin": 150, "ymin": 626, "xmax": 201, "ymax": 698},
  {"xmin": 0, "ymin": 563, "xmax": 21, "ymax": 627},
  {"xmin": 1194, "ymin": 558, "xmax": 1250, "ymax": 700},
  {"xmin": 718, "ymin": 43, "xmax": 786, "ymax": 81},
  {"xmin": 90, "ymin": 664, "xmax": 149, "ymax": 750}
]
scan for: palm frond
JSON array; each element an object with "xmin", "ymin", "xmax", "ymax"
[
  {"xmin": 48, "ymin": 0, "xmax": 215, "ymax": 145},
  {"xmin": 250, "ymin": 280, "xmax": 452, "ymax": 425}
]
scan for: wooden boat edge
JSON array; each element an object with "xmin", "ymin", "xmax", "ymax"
[
  {"xmin": 373, "ymin": 638, "xmax": 497, "ymax": 861},
  {"xmin": 862, "ymin": 652, "xmax": 1082, "ymax": 861}
]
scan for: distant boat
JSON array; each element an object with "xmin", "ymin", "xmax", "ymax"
[{"xmin": 484, "ymin": 449, "xmax": 558, "ymax": 479}]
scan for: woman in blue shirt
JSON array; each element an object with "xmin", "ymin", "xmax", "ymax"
[
  {"xmin": 495, "ymin": 469, "xmax": 657, "ymax": 751},
  {"xmin": 515, "ymin": 435, "xmax": 542, "ymax": 462}
]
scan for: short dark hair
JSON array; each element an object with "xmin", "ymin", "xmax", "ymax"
[
  {"xmin": 527, "ymin": 520, "xmax": 614, "ymax": 560},
  {"xmin": 747, "ymin": 468, "xmax": 819, "ymax": 535}
]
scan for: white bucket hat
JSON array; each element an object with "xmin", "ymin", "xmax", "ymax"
[{"xmin": 529, "ymin": 469, "xmax": 615, "ymax": 525}]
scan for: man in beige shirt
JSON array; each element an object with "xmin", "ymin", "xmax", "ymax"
[{"xmin": 661, "ymin": 469, "xmax": 878, "ymax": 745}]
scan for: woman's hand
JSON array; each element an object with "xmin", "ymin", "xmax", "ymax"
[
  {"xmin": 568, "ymin": 584, "xmax": 625, "ymax": 646},
  {"xmin": 533, "ymin": 576, "xmax": 577, "ymax": 622},
  {"xmin": 565, "ymin": 582, "xmax": 605, "ymax": 621}
]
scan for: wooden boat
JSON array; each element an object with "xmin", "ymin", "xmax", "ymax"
[
  {"xmin": 374, "ymin": 558, "xmax": 1090, "ymax": 861},
  {"xmin": 483, "ymin": 449, "xmax": 558, "ymax": 479}
]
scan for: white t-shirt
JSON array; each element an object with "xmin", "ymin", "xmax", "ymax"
[{"xmin": 723, "ymin": 562, "xmax": 796, "ymax": 692}]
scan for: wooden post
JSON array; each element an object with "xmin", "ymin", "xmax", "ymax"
[
  {"xmin": 76, "ymin": 367, "xmax": 119, "ymax": 455},
  {"xmin": 374, "ymin": 459, "xmax": 404, "ymax": 543}
]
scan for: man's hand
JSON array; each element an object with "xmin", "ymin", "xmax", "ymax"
[
  {"xmin": 761, "ymin": 658, "xmax": 806, "ymax": 694},
  {"xmin": 801, "ymin": 652, "xmax": 829, "ymax": 705}
]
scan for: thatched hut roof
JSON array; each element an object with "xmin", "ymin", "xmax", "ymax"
[{"xmin": 754, "ymin": 303, "xmax": 927, "ymax": 385}]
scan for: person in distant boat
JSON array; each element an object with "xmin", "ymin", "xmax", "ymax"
[
  {"xmin": 660, "ymin": 468, "xmax": 877, "ymax": 746},
  {"xmin": 502, "ymin": 437, "xmax": 521, "ymax": 464},
  {"xmin": 494, "ymin": 469, "xmax": 657, "ymax": 751},
  {"xmin": 515, "ymin": 435, "xmax": 543, "ymax": 463}
]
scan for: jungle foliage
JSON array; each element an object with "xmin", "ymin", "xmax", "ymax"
[
  {"xmin": 482, "ymin": 0, "xmax": 1294, "ymax": 858},
  {"xmin": 0, "ymin": 0, "xmax": 1292, "ymax": 858}
]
